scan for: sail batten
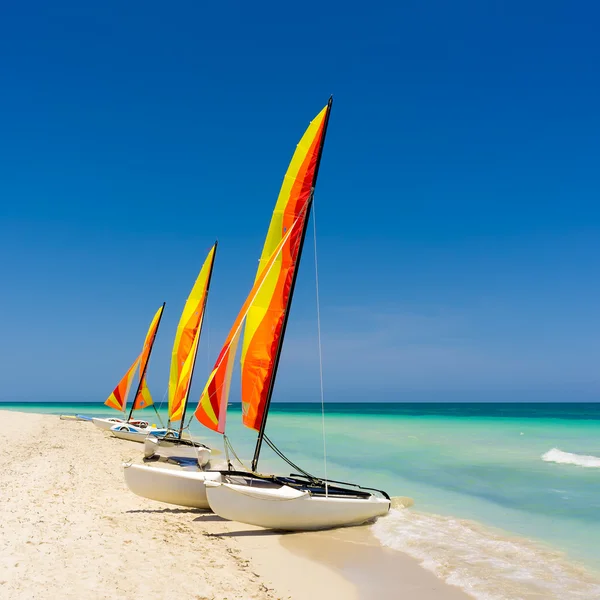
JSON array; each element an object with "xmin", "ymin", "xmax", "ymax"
[
  {"xmin": 241, "ymin": 103, "xmax": 332, "ymax": 435},
  {"xmin": 168, "ymin": 245, "xmax": 217, "ymax": 424}
]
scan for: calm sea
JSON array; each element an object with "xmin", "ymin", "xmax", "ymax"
[{"xmin": 3, "ymin": 401, "xmax": 600, "ymax": 599}]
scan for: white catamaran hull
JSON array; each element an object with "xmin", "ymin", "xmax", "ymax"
[
  {"xmin": 110, "ymin": 423, "xmax": 162, "ymax": 443},
  {"xmin": 144, "ymin": 436, "xmax": 211, "ymax": 466},
  {"xmin": 92, "ymin": 417, "xmax": 125, "ymax": 431},
  {"xmin": 123, "ymin": 463, "xmax": 221, "ymax": 509},
  {"xmin": 111, "ymin": 429, "xmax": 149, "ymax": 443},
  {"xmin": 205, "ymin": 480, "xmax": 391, "ymax": 531}
]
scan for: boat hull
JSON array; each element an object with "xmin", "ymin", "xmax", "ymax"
[
  {"xmin": 123, "ymin": 463, "xmax": 221, "ymax": 509},
  {"xmin": 92, "ymin": 417, "xmax": 125, "ymax": 431},
  {"xmin": 110, "ymin": 424, "xmax": 167, "ymax": 443},
  {"xmin": 205, "ymin": 480, "xmax": 391, "ymax": 531},
  {"xmin": 111, "ymin": 427, "xmax": 151, "ymax": 443}
]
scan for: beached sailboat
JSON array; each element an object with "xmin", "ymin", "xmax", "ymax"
[
  {"xmin": 198, "ymin": 97, "xmax": 390, "ymax": 530},
  {"xmin": 123, "ymin": 246, "xmax": 218, "ymax": 507},
  {"xmin": 97, "ymin": 304, "xmax": 166, "ymax": 440},
  {"xmin": 142, "ymin": 243, "xmax": 217, "ymax": 463}
]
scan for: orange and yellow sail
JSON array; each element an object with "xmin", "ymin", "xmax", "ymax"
[
  {"xmin": 168, "ymin": 244, "xmax": 217, "ymax": 423},
  {"xmin": 241, "ymin": 102, "xmax": 331, "ymax": 431},
  {"xmin": 105, "ymin": 356, "xmax": 141, "ymax": 412},
  {"xmin": 105, "ymin": 303, "xmax": 165, "ymax": 413},
  {"xmin": 139, "ymin": 305, "xmax": 164, "ymax": 382},
  {"xmin": 131, "ymin": 303, "xmax": 165, "ymax": 410},
  {"xmin": 194, "ymin": 100, "xmax": 331, "ymax": 436},
  {"xmin": 195, "ymin": 220, "xmax": 302, "ymax": 433}
]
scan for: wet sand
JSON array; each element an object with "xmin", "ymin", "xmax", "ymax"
[{"xmin": 280, "ymin": 526, "xmax": 470, "ymax": 599}]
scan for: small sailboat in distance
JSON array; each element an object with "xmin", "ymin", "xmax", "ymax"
[
  {"xmin": 198, "ymin": 98, "xmax": 391, "ymax": 530},
  {"xmin": 110, "ymin": 303, "xmax": 169, "ymax": 442},
  {"xmin": 92, "ymin": 357, "xmax": 141, "ymax": 431},
  {"xmin": 94, "ymin": 303, "xmax": 165, "ymax": 435}
]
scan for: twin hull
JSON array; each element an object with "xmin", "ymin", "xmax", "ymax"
[{"xmin": 123, "ymin": 461, "xmax": 390, "ymax": 531}]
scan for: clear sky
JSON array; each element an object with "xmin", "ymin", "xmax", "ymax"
[{"xmin": 1, "ymin": 1, "xmax": 599, "ymax": 402}]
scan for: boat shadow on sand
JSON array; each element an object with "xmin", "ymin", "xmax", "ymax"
[
  {"xmin": 204, "ymin": 528, "xmax": 282, "ymax": 538},
  {"xmin": 125, "ymin": 507, "xmax": 286, "ymax": 533},
  {"xmin": 125, "ymin": 507, "xmax": 211, "ymax": 515}
]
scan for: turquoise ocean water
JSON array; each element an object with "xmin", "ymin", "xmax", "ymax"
[{"xmin": 3, "ymin": 401, "xmax": 600, "ymax": 598}]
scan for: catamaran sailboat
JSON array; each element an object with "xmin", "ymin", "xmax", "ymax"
[
  {"xmin": 142, "ymin": 243, "xmax": 217, "ymax": 462},
  {"xmin": 94, "ymin": 304, "xmax": 165, "ymax": 435},
  {"xmin": 123, "ymin": 245, "xmax": 218, "ymax": 506},
  {"xmin": 196, "ymin": 97, "xmax": 390, "ymax": 530},
  {"xmin": 125, "ymin": 99, "xmax": 391, "ymax": 527}
]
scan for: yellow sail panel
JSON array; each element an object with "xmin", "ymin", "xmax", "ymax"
[
  {"xmin": 104, "ymin": 356, "xmax": 140, "ymax": 412},
  {"xmin": 133, "ymin": 378, "xmax": 153, "ymax": 410},
  {"xmin": 169, "ymin": 331, "xmax": 199, "ymax": 422},
  {"xmin": 195, "ymin": 219, "xmax": 301, "ymax": 433},
  {"xmin": 168, "ymin": 244, "xmax": 217, "ymax": 422},
  {"xmin": 241, "ymin": 104, "xmax": 330, "ymax": 431}
]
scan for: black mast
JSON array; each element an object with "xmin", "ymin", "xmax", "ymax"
[
  {"xmin": 251, "ymin": 97, "xmax": 333, "ymax": 472},
  {"xmin": 127, "ymin": 302, "xmax": 166, "ymax": 422},
  {"xmin": 178, "ymin": 241, "xmax": 218, "ymax": 437}
]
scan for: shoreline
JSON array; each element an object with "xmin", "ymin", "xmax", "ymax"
[
  {"xmin": 280, "ymin": 526, "xmax": 471, "ymax": 599},
  {"xmin": 0, "ymin": 410, "xmax": 468, "ymax": 599}
]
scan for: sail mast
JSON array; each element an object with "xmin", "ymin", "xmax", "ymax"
[
  {"xmin": 127, "ymin": 302, "xmax": 166, "ymax": 422},
  {"xmin": 251, "ymin": 97, "xmax": 333, "ymax": 472},
  {"xmin": 178, "ymin": 241, "xmax": 218, "ymax": 437}
]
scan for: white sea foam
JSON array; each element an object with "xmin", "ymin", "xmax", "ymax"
[
  {"xmin": 372, "ymin": 508, "xmax": 600, "ymax": 600},
  {"xmin": 542, "ymin": 448, "xmax": 600, "ymax": 468}
]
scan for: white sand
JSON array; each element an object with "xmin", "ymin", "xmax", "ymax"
[
  {"xmin": 0, "ymin": 410, "xmax": 470, "ymax": 599},
  {"xmin": 0, "ymin": 411, "xmax": 354, "ymax": 600}
]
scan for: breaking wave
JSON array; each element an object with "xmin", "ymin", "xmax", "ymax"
[
  {"xmin": 372, "ymin": 508, "xmax": 600, "ymax": 600},
  {"xmin": 542, "ymin": 448, "xmax": 600, "ymax": 468}
]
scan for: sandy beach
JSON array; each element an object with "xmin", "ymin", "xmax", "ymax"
[{"xmin": 0, "ymin": 410, "xmax": 470, "ymax": 599}]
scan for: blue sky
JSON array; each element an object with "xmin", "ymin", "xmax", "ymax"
[{"xmin": 1, "ymin": 1, "xmax": 599, "ymax": 402}]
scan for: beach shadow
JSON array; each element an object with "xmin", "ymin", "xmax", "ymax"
[
  {"xmin": 207, "ymin": 529, "xmax": 283, "ymax": 538},
  {"xmin": 193, "ymin": 514, "xmax": 228, "ymax": 522},
  {"xmin": 126, "ymin": 507, "xmax": 209, "ymax": 515}
]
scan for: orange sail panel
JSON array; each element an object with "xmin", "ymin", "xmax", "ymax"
[
  {"xmin": 241, "ymin": 104, "xmax": 329, "ymax": 431},
  {"xmin": 133, "ymin": 379, "xmax": 154, "ymax": 409},
  {"xmin": 195, "ymin": 219, "xmax": 302, "ymax": 433},
  {"xmin": 168, "ymin": 245, "xmax": 217, "ymax": 423},
  {"xmin": 105, "ymin": 356, "xmax": 141, "ymax": 412}
]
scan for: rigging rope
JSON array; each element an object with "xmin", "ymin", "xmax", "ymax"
[
  {"xmin": 312, "ymin": 201, "xmax": 328, "ymax": 496},
  {"xmin": 224, "ymin": 435, "xmax": 248, "ymax": 470},
  {"xmin": 156, "ymin": 387, "xmax": 168, "ymax": 427},
  {"xmin": 263, "ymin": 435, "xmax": 315, "ymax": 481}
]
